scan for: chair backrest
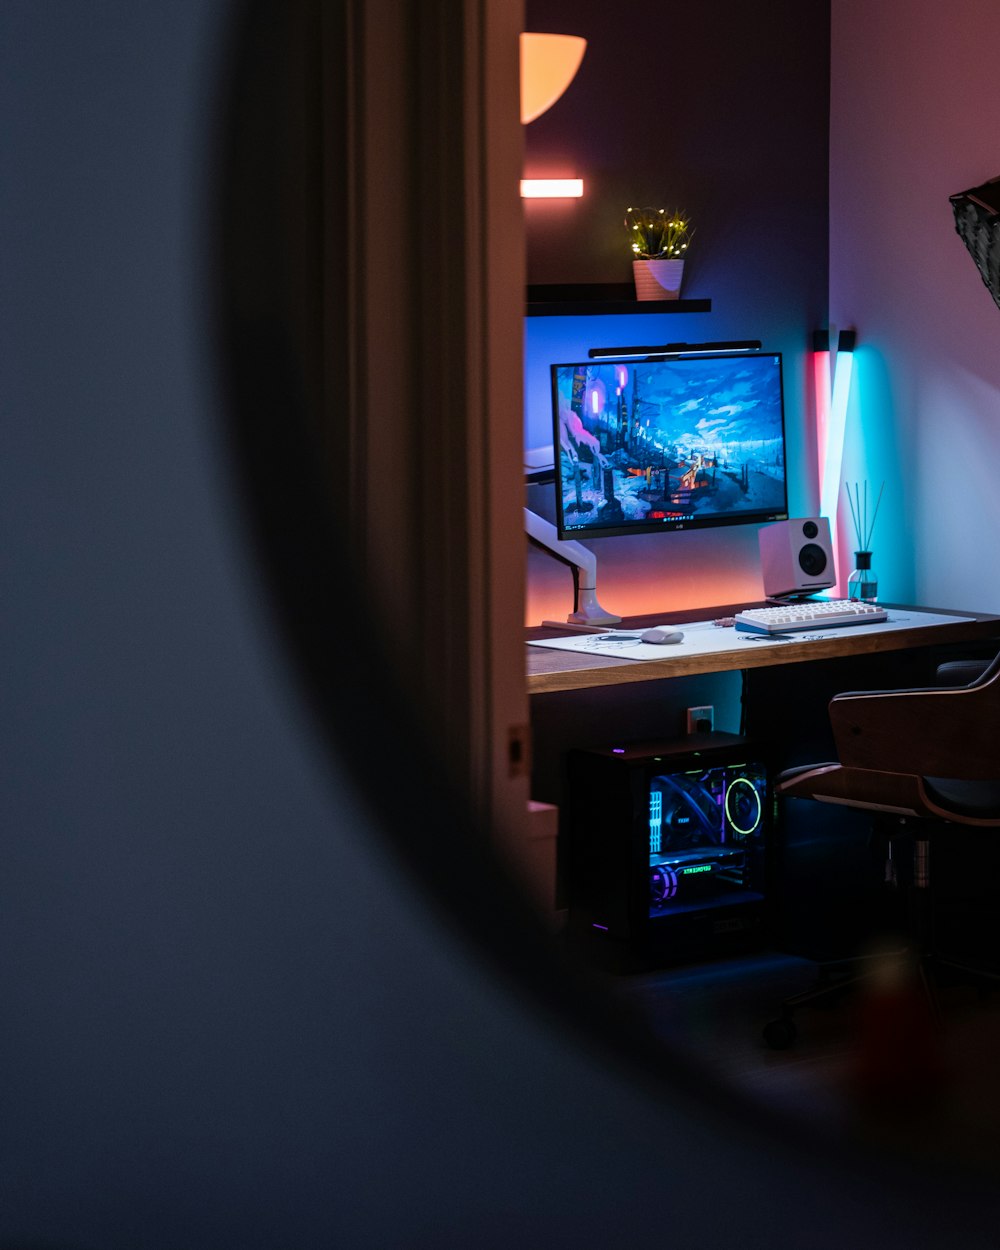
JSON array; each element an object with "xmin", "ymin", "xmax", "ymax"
[{"xmin": 829, "ymin": 651, "xmax": 1000, "ymax": 780}]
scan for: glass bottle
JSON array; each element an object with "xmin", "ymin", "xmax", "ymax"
[{"xmin": 848, "ymin": 550, "xmax": 878, "ymax": 603}]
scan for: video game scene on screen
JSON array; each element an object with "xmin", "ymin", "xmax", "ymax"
[{"xmin": 553, "ymin": 353, "xmax": 787, "ymax": 539}]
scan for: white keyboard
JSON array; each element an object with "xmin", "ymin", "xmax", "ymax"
[{"xmin": 734, "ymin": 598, "xmax": 888, "ymax": 634}]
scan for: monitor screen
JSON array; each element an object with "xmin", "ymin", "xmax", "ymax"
[{"xmin": 551, "ymin": 352, "xmax": 788, "ymax": 539}]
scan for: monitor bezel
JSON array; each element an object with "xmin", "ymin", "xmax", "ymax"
[{"xmin": 550, "ymin": 350, "xmax": 790, "ymax": 541}]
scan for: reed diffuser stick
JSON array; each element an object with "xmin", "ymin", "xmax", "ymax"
[
  {"xmin": 844, "ymin": 479, "xmax": 884, "ymax": 550},
  {"xmin": 866, "ymin": 481, "xmax": 884, "ymax": 548},
  {"xmin": 846, "ymin": 482, "xmax": 861, "ymax": 548}
]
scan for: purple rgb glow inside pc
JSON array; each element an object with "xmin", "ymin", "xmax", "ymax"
[
  {"xmin": 647, "ymin": 760, "xmax": 766, "ymax": 914},
  {"xmin": 567, "ymin": 734, "xmax": 770, "ymax": 961}
]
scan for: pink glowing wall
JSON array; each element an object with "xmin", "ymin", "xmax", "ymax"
[{"xmin": 830, "ymin": 0, "xmax": 1000, "ymax": 611}]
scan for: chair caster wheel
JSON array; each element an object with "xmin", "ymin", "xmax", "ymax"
[{"xmin": 763, "ymin": 1017, "xmax": 797, "ymax": 1049}]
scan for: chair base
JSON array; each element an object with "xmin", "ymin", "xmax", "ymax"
[{"xmin": 762, "ymin": 946, "xmax": 1000, "ymax": 1049}]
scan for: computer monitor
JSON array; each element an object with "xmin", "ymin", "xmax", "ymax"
[{"xmin": 551, "ymin": 351, "xmax": 789, "ymax": 540}]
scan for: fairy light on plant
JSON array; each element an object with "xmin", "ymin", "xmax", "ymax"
[{"xmin": 625, "ymin": 206, "xmax": 693, "ymax": 258}]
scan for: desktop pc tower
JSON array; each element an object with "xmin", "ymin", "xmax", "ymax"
[{"xmin": 565, "ymin": 733, "xmax": 771, "ymax": 964}]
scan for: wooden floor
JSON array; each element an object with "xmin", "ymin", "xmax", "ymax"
[{"xmin": 613, "ymin": 946, "xmax": 1000, "ymax": 1174}]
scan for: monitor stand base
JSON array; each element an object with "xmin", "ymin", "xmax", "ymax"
[{"xmin": 524, "ymin": 509, "xmax": 622, "ymax": 626}]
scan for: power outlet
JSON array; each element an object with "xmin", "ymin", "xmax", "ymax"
[{"xmin": 686, "ymin": 705, "xmax": 715, "ymax": 734}]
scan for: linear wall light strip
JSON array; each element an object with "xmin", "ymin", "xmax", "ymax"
[
  {"xmin": 520, "ymin": 178, "xmax": 584, "ymax": 198},
  {"xmin": 812, "ymin": 330, "xmax": 831, "ymax": 490},
  {"xmin": 818, "ymin": 329, "xmax": 856, "ymax": 594}
]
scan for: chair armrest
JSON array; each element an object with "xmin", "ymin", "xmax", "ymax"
[
  {"xmin": 777, "ymin": 762, "xmax": 942, "ymax": 817},
  {"xmin": 936, "ymin": 658, "xmax": 992, "ymax": 686}
]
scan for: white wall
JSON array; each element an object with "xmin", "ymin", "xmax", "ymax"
[{"xmin": 831, "ymin": 0, "xmax": 1000, "ymax": 610}]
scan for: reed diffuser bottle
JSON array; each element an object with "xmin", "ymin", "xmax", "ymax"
[
  {"xmin": 848, "ymin": 550, "xmax": 878, "ymax": 603},
  {"xmin": 845, "ymin": 480, "xmax": 883, "ymax": 604}
]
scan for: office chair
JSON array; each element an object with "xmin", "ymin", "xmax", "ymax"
[{"xmin": 763, "ymin": 650, "xmax": 1000, "ymax": 1049}]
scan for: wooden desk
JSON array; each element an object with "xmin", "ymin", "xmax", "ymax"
[
  {"xmin": 527, "ymin": 602, "xmax": 1000, "ymax": 695},
  {"xmin": 528, "ymin": 602, "xmax": 1000, "ymax": 957}
]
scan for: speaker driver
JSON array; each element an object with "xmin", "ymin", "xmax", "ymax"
[{"xmin": 798, "ymin": 543, "xmax": 828, "ymax": 577}]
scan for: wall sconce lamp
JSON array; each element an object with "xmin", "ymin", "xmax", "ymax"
[
  {"xmin": 520, "ymin": 34, "xmax": 587, "ymax": 200},
  {"xmin": 588, "ymin": 340, "xmax": 762, "ymax": 361},
  {"xmin": 520, "ymin": 178, "xmax": 584, "ymax": 199},
  {"xmin": 520, "ymin": 34, "xmax": 587, "ymax": 124}
]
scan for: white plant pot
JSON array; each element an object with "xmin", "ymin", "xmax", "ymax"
[{"xmin": 632, "ymin": 258, "xmax": 685, "ymax": 301}]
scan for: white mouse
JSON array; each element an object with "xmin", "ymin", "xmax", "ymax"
[{"xmin": 640, "ymin": 628, "xmax": 684, "ymax": 645}]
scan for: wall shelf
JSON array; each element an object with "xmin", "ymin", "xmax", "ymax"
[{"xmin": 526, "ymin": 283, "xmax": 711, "ymax": 317}]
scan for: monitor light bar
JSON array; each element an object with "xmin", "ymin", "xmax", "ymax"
[
  {"xmin": 520, "ymin": 178, "xmax": 584, "ymax": 198},
  {"xmin": 588, "ymin": 339, "xmax": 762, "ymax": 360}
]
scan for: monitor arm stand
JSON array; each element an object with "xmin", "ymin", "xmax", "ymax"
[{"xmin": 524, "ymin": 508, "xmax": 621, "ymax": 625}]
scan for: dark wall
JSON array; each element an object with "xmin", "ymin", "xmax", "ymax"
[
  {"xmin": 525, "ymin": 0, "xmax": 831, "ymax": 296},
  {"xmin": 523, "ymin": 0, "xmax": 833, "ymax": 623}
]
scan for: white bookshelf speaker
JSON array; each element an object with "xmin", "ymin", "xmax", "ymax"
[{"xmin": 758, "ymin": 517, "xmax": 835, "ymax": 599}]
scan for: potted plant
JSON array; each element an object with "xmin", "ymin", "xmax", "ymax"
[{"xmin": 626, "ymin": 206, "xmax": 692, "ymax": 300}]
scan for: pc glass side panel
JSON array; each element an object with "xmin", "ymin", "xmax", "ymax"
[
  {"xmin": 566, "ymin": 739, "xmax": 770, "ymax": 961},
  {"xmin": 647, "ymin": 760, "xmax": 768, "ymax": 921},
  {"xmin": 551, "ymin": 352, "xmax": 788, "ymax": 540}
]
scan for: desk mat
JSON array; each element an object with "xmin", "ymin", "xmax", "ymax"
[{"xmin": 527, "ymin": 608, "xmax": 976, "ymax": 664}]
